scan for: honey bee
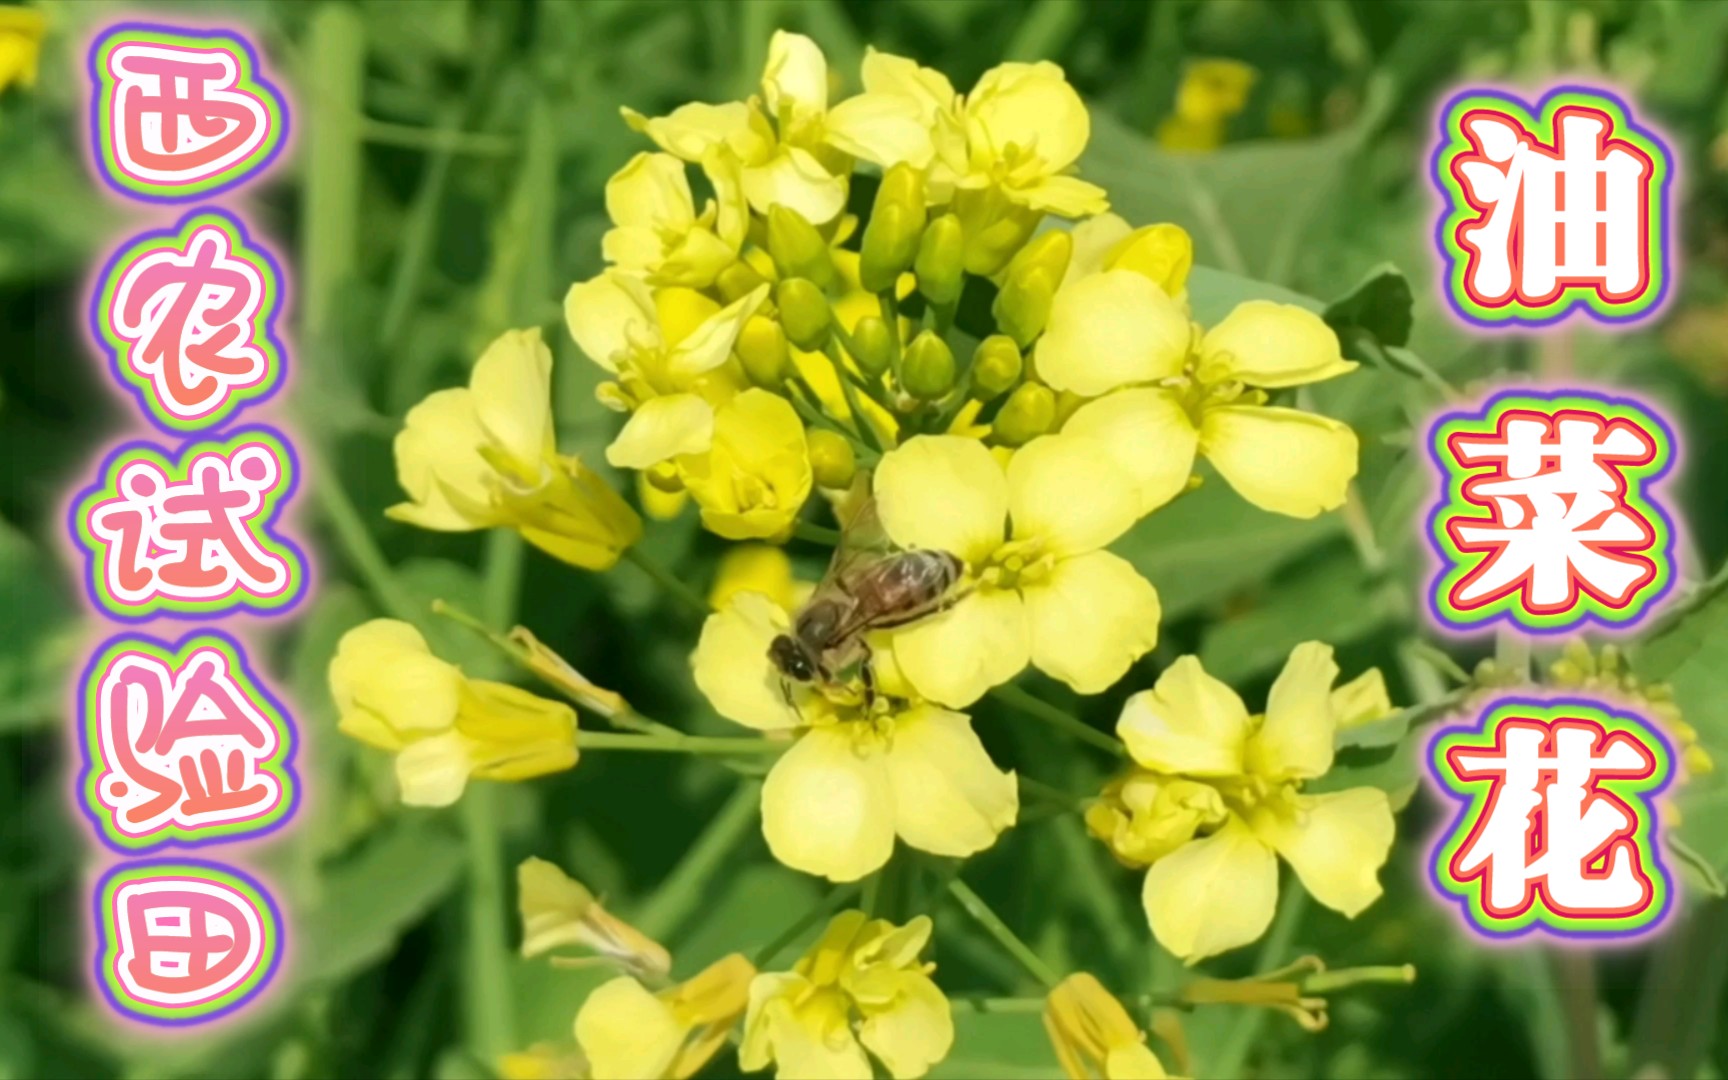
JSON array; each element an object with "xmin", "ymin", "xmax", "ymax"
[{"xmin": 768, "ymin": 500, "xmax": 963, "ymax": 702}]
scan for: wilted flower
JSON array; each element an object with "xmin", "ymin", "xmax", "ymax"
[
  {"xmin": 389, "ymin": 328, "xmax": 643, "ymax": 569},
  {"xmin": 872, "ymin": 434, "xmax": 1161, "ymax": 707},
  {"xmin": 692, "ymin": 591, "xmax": 1017, "ymax": 882},
  {"xmin": 516, "ymin": 856, "xmax": 670, "ymax": 978},
  {"xmin": 742, "ymin": 911, "xmax": 953, "ymax": 1079},
  {"xmin": 329, "ymin": 620, "xmax": 578, "ymax": 807},
  {"xmin": 1044, "ymin": 973, "xmax": 1170, "ymax": 1079},
  {"xmin": 575, "ymin": 954, "xmax": 756, "ymax": 1080}
]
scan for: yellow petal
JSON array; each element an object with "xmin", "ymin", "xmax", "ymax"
[
  {"xmin": 1198, "ymin": 301, "xmax": 1356, "ymax": 388},
  {"xmin": 1117, "ymin": 656, "xmax": 1248, "ymax": 777},
  {"xmin": 856, "ymin": 971, "xmax": 954, "ymax": 1080},
  {"xmin": 681, "ymin": 389, "xmax": 813, "ymax": 541},
  {"xmin": 1034, "ymin": 271, "xmax": 1190, "ymax": 397},
  {"xmin": 330, "ymin": 619, "xmax": 462, "ymax": 744},
  {"xmin": 874, "ymin": 435, "xmax": 1008, "ymax": 565},
  {"xmin": 710, "ymin": 544, "xmax": 798, "ymax": 612},
  {"xmin": 390, "ymin": 388, "xmax": 496, "ymax": 530},
  {"xmin": 1062, "ymin": 213, "xmax": 1135, "ymax": 288},
  {"xmin": 471, "ymin": 328, "xmax": 555, "ymax": 469},
  {"xmin": 1332, "ymin": 668, "xmax": 1394, "ymax": 731},
  {"xmin": 625, "ymin": 100, "xmax": 761, "ymax": 162},
  {"xmin": 891, "ymin": 588, "xmax": 1029, "ymax": 709},
  {"xmin": 764, "ymin": 991, "xmax": 873, "ymax": 1080},
  {"xmin": 607, "ymin": 393, "xmax": 715, "ymax": 469},
  {"xmin": 763, "ymin": 30, "xmax": 828, "ymax": 119},
  {"xmin": 1022, "ymin": 550, "xmax": 1160, "ymax": 695},
  {"xmin": 861, "ymin": 48, "xmax": 956, "ymax": 125},
  {"xmin": 825, "ymin": 93, "xmax": 934, "ymax": 169},
  {"xmin": 1142, "ymin": 819, "xmax": 1278, "ymax": 962},
  {"xmin": 701, "ymin": 147, "xmax": 750, "ymax": 250},
  {"xmin": 1107, "ymin": 1043, "xmax": 1169, "ymax": 1079},
  {"xmin": 1199, "ymin": 405, "xmax": 1358, "ymax": 519},
  {"xmin": 1007, "ymin": 434, "xmax": 1140, "ymax": 555},
  {"xmin": 394, "ymin": 730, "xmax": 473, "ymax": 807},
  {"xmin": 457, "ymin": 680, "xmax": 579, "ymax": 782},
  {"xmin": 967, "ymin": 60, "xmax": 1090, "ymax": 172},
  {"xmin": 741, "ymin": 973, "xmax": 806, "ymax": 1073},
  {"xmin": 886, "ymin": 706, "xmax": 1018, "ymax": 859},
  {"xmin": 605, "ymin": 151, "xmax": 696, "ymax": 231},
  {"xmin": 693, "ymin": 592, "xmax": 803, "ymax": 731},
  {"xmin": 1012, "ymin": 174, "xmax": 1110, "ymax": 217},
  {"xmin": 1106, "ymin": 224, "xmax": 1194, "ymax": 300},
  {"xmin": 574, "ymin": 977, "xmax": 684, "ymax": 1080},
  {"xmin": 743, "ymin": 147, "xmax": 848, "ymax": 224},
  {"xmin": 1247, "ymin": 641, "xmax": 1338, "ymax": 781},
  {"xmin": 1252, "ymin": 788, "xmax": 1394, "ymax": 917},
  {"xmin": 762, "ymin": 726, "xmax": 896, "ymax": 882},
  {"xmin": 1062, "ymin": 388, "xmax": 1198, "ymax": 516},
  {"xmin": 667, "ymin": 284, "xmax": 768, "ymax": 379},
  {"xmin": 566, "ymin": 272, "xmax": 654, "ymax": 373}
]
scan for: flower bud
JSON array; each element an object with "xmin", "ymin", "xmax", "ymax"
[
  {"xmin": 915, "ymin": 215, "xmax": 965, "ymax": 306},
  {"xmin": 970, "ymin": 335, "xmax": 1023, "ymax": 399},
  {"xmin": 993, "ymin": 382, "xmax": 1055, "ymax": 446},
  {"xmin": 715, "ymin": 259, "xmax": 770, "ymax": 304},
  {"xmin": 902, "ymin": 330, "xmax": 956, "ymax": 400},
  {"xmin": 767, "ymin": 205, "xmax": 835, "ymax": 290},
  {"xmin": 965, "ymin": 207, "xmax": 1041, "ymax": 277},
  {"xmin": 848, "ymin": 315, "xmax": 897, "ymax": 377},
  {"xmin": 736, "ymin": 315, "xmax": 791, "ymax": 386},
  {"xmin": 807, "ymin": 429, "xmax": 857, "ymax": 489},
  {"xmin": 992, "ymin": 230, "xmax": 1072, "ymax": 347},
  {"xmin": 1107, "ymin": 223, "xmax": 1194, "ymax": 297},
  {"xmin": 776, "ymin": 278, "xmax": 832, "ymax": 351},
  {"xmin": 860, "ymin": 164, "xmax": 927, "ymax": 293}
]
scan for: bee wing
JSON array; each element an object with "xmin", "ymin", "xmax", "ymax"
[{"xmin": 822, "ymin": 496, "xmax": 897, "ymax": 588}]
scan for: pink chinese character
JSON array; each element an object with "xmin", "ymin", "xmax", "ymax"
[
  {"xmin": 91, "ymin": 646, "xmax": 285, "ymax": 846},
  {"xmin": 111, "ymin": 876, "xmax": 267, "ymax": 1011},
  {"xmin": 1444, "ymin": 408, "xmax": 1659, "ymax": 618},
  {"xmin": 1453, "ymin": 104, "xmax": 1653, "ymax": 308},
  {"xmin": 105, "ymin": 218, "xmax": 275, "ymax": 425},
  {"xmin": 1447, "ymin": 716, "xmax": 1657, "ymax": 920},
  {"xmin": 106, "ymin": 42, "xmax": 272, "ymax": 188},
  {"xmin": 81, "ymin": 438, "xmax": 301, "ymax": 616}
]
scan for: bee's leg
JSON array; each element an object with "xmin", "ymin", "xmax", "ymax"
[
  {"xmin": 779, "ymin": 677, "xmax": 805, "ymax": 722},
  {"xmin": 857, "ymin": 640, "xmax": 878, "ymax": 708}
]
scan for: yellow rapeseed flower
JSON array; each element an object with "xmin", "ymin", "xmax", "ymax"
[
  {"xmin": 1111, "ymin": 643, "xmax": 1396, "ymax": 962},
  {"xmin": 517, "ymin": 857, "xmax": 671, "ymax": 978},
  {"xmin": 742, "ymin": 911, "xmax": 953, "ymax": 1079},
  {"xmin": 0, "ymin": 6, "xmax": 45, "ymax": 94},
  {"xmin": 677, "ymin": 389, "xmax": 813, "ymax": 540},
  {"xmin": 692, "ymin": 591, "xmax": 1017, "ymax": 882},
  {"xmin": 1044, "ymin": 973, "xmax": 1169, "ymax": 1079},
  {"xmin": 565, "ymin": 270, "xmax": 767, "ymax": 468},
  {"xmin": 574, "ymin": 954, "xmax": 756, "ymax": 1080},
  {"xmin": 624, "ymin": 31, "xmax": 932, "ymax": 225},
  {"xmin": 708, "ymin": 543, "xmax": 802, "ymax": 612},
  {"xmin": 1156, "ymin": 59, "xmax": 1257, "ymax": 152},
  {"xmin": 388, "ymin": 328, "xmax": 643, "ymax": 569},
  {"xmin": 871, "ymin": 433, "xmax": 1161, "ymax": 707},
  {"xmin": 602, "ymin": 151, "xmax": 745, "ymax": 288},
  {"xmin": 329, "ymin": 620, "xmax": 577, "ymax": 807},
  {"xmin": 1046, "ymin": 297, "xmax": 1360, "ymax": 518}
]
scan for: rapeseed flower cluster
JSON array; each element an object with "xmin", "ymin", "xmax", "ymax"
[{"xmin": 339, "ymin": 29, "xmax": 1414, "ymax": 1080}]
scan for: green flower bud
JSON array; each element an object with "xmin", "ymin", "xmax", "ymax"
[
  {"xmin": 902, "ymin": 330, "xmax": 956, "ymax": 400},
  {"xmin": 848, "ymin": 315, "xmax": 897, "ymax": 378},
  {"xmin": 767, "ymin": 205, "xmax": 835, "ymax": 290},
  {"xmin": 970, "ymin": 335, "xmax": 1023, "ymax": 399},
  {"xmin": 993, "ymin": 382, "xmax": 1055, "ymax": 446},
  {"xmin": 715, "ymin": 260, "xmax": 769, "ymax": 304},
  {"xmin": 993, "ymin": 231, "xmax": 1072, "ymax": 347},
  {"xmin": 807, "ymin": 429, "xmax": 857, "ymax": 489},
  {"xmin": 915, "ymin": 215, "xmax": 965, "ymax": 306},
  {"xmin": 965, "ymin": 208, "xmax": 1041, "ymax": 277},
  {"xmin": 860, "ymin": 164, "xmax": 927, "ymax": 293},
  {"xmin": 736, "ymin": 315, "xmax": 791, "ymax": 386},
  {"xmin": 776, "ymin": 278, "xmax": 832, "ymax": 351}
]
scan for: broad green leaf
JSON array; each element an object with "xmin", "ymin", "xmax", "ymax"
[
  {"xmin": 1324, "ymin": 263, "xmax": 1415, "ymax": 350},
  {"xmin": 1198, "ymin": 551, "xmax": 1393, "ymax": 684}
]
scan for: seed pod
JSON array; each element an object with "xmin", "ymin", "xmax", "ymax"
[
  {"xmin": 993, "ymin": 382, "xmax": 1056, "ymax": 446},
  {"xmin": 970, "ymin": 335, "xmax": 1023, "ymax": 399},
  {"xmin": 915, "ymin": 215, "xmax": 965, "ymax": 306},
  {"xmin": 807, "ymin": 429, "xmax": 857, "ymax": 489},
  {"xmin": 902, "ymin": 330, "xmax": 956, "ymax": 400},
  {"xmin": 776, "ymin": 278, "xmax": 833, "ymax": 351}
]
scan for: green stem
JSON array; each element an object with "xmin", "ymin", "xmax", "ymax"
[
  {"xmin": 754, "ymin": 883, "xmax": 861, "ymax": 967},
  {"xmin": 990, "ymin": 684, "xmax": 1127, "ymax": 758},
  {"xmin": 633, "ymin": 783, "xmax": 762, "ymax": 940},
  {"xmin": 1017, "ymin": 775, "xmax": 1089, "ymax": 814},
  {"xmin": 622, "ymin": 546, "xmax": 711, "ymax": 618},
  {"xmin": 826, "ymin": 345, "xmax": 886, "ymax": 453},
  {"xmin": 312, "ymin": 460, "xmax": 420, "ymax": 624},
  {"xmin": 578, "ymin": 731, "xmax": 786, "ymax": 755},
  {"xmin": 947, "ymin": 878, "xmax": 1060, "ymax": 989},
  {"xmin": 361, "ymin": 117, "xmax": 517, "ymax": 156},
  {"xmin": 1209, "ymin": 889, "xmax": 1307, "ymax": 1078},
  {"xmin": 459, "ymin": 787, "xmax": 515, "ymax": 1063},
  {"xmin": 793, "ymin": 521, "xmax": 841, "ymax": 546}
]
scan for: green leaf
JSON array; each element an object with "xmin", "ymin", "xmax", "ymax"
[
  {"xmin": 0, "ymin": 518, "xmax": 79, "ymax": 731},
  {"xmin": 1323, "ymin": 263, "xmax": 1414, "ymax": 350},
  {"xmin": 931, "ymin": 1010, "xmax": 1063, "ymax": 1080},
  {"xmin": 1197, "ymin": 552, "xmax": 1393, "ymax": 684}
]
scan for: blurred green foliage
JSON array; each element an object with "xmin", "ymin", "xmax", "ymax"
[{"xmin": 3, "ymin": 1, "xmax": 1728, "ymax": 1077}]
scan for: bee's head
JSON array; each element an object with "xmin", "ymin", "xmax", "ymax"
[{"xmin": 768, "ymin": 634, "xmax": 816, "ymax": 682}]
